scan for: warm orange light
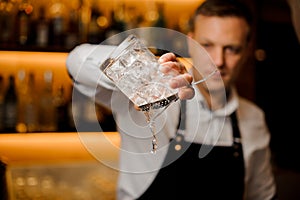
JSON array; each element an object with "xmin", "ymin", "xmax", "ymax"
[
  {"xmin": 0, "ymin": 51, "xmax": 72, "ymax": 99},
  {"xmin": 0, "ymin": 132, "xmax": 120, "ymax": 164}
]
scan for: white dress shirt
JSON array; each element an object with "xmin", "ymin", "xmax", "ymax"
[{"xmin": 66, "ymin": 43, "xmax": 277, "ymax": 200}]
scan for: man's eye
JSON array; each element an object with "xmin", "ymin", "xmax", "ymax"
[
  {"xmin": 226, "ymin": 47, "xmax": 241, "ymax": 54},
  {"xmin": 201, "ymin": 43, "xmax": 211, "ymax": 48}
]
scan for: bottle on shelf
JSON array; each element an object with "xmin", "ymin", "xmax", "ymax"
[
  {"xmin": 3, "ymin": 75, "xmax": 18, "ymax": 133},
  {"xmin": 16, "ymin": 69, "xmax": 28, "ymax": 133},
  {"xmin": 64, "ymin": 4, "xmax": 80, "ymax": 50},
  {"xmin": 49, "ymin": 1, "xmax": 66, "ymax": 47},
  {"xmin": 105, "ymin": 9, "xmax": 126, "ymax": 45},
  {"xmin": 0, "ymin": 0, "xmax": 15, "ymax": 45},
  {"xmin": 39, "ymin": 70, "xmax": 57, "ymax": 132},
  {"xmin": 35, "ymin": 6, "xmax": 50, "ymax": 48},
  {"xmin": 53, "ymin": 85, "xmax": 70, "ymax": 132},
  {"xmin": 22, "ymin": 72, "xmax": 39, "ymax": 133},
  {"xmin": 87, "ymin": 6, "xmax": 108, "ymax": 44},
  {"xmin": 152, "ymin": 2, "xmax": 166, "ymax": 28},
  {"xmin": 77, "ymin": 0, "xmax": 90, "ymax": 43},
  {"xmin": 15, "ymin": 0, "xmax": 33, "ymax": 45}
]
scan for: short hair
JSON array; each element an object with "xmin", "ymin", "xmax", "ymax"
[{"xmin": 189, "ymin": 0, "xmax": 253, "ymax": 39}]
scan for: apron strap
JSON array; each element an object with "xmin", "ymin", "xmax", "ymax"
[
  {"xmin": 176, "ymin": 100, "xmax": 186, "ymax": 131},
  {"xmin": 230, "ymin": 111, "xmax": 242, "ymax": 143}
]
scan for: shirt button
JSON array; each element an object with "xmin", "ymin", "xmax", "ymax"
[
  {"xmin": 175, "ymin": 144, "xmax": 182, "ymax": 151},
  {"xmin": 175, "ymin": 135, "xmax": 183, "ymax": 142}
]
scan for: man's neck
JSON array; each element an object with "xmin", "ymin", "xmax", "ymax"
[{"xmin": 197, "ymin": 84, "xmax": 230, "ymax": 111}]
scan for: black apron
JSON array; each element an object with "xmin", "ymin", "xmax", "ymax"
[{"xmin": 137, "ymin": 100, "xmax": 245, "ymax": 200}]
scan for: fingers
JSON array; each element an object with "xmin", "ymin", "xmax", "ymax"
[
  {"xmin": 158, "ymin": 52, "xmax": 177, "ymax": 63},
  {"xmin": 178, "ymin": 85, "xmax": 195, "ymax": 100},
  {"xmin": 170, "ymin": 73, "xmax": 195, "ymax": 100},
  {"xmin": 158, "ymin": 53, "xmax": 186, "ymax": 75},
  {"xmin": 158, "ymin": 53, "xmax": 195, "ymax": 100},
  {"xmin": 159, "ymin": 61, "xmax": 186, "ymax": 75},
  {"xmin": 169, "ymin": 73, "xmax": 193, "ymax": 88}
]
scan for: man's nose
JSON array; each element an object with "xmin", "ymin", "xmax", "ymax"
[{"xmin": 210, "ymin": 48, "xmax": 224, "ymax": 68}]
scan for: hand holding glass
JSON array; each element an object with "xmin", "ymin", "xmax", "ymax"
[
  {"xmin": 100, "ymin": 34, "xmax": 179, "ymax": 113},
  {"xmin": 100, "ymin": 34, "xmax": 217, "ymax": 153}
]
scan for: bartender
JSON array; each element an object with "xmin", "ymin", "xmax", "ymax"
[{"xmin": 66, "ymin": 0, "xmax": 277, "ymax": 199}]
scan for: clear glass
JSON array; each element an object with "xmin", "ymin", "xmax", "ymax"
[{"xmin": 100, "ymin": 34, "xmax": 179, "ymax": 113}]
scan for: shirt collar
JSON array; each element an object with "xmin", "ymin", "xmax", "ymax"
[{"xmin": 195, "ymin": 87, "xmax": 239, "ymax": 117}]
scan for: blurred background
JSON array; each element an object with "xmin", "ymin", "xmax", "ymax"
[{"xmin": 0, "ymin": 0, "xmax": 300, "ymax": 199}]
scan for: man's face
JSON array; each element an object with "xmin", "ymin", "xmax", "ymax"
[{"xmin": 189, "ymin": 15, "xmax": 250, "ymax": 92}]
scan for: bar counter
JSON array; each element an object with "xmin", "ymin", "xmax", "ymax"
[
  {"xmin": 0, "ymin": 132, "xmax": 120, "ymax": 165},
  {"xmin": 0, "ymin": 132, "xmax": 121, "ymax": 199}
]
